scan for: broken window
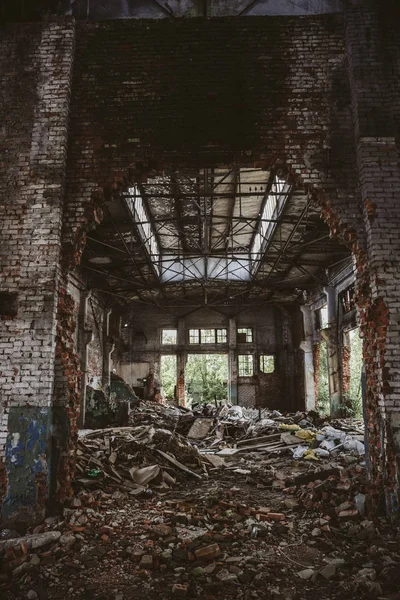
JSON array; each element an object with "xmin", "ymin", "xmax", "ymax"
[
  {"xmin": 238, "ymin": 354, "xmax": 254, "ymax": 377},
  {"xmin": 339, "ymin": 285, "xmax": 356, "ymax": 314},
  {"xmin": 237, "ymin": 328, "xmax": 253, "ymax": 343},
  {"xmin": 161, "ymin": 329, "xmax": 177, "ymax": 345},
  {"xmin": 260, "ymin": 355, "xmax": 275, "ymax": 374}
]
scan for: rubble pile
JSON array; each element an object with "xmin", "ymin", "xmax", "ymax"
[
  {"xmin": 2, "ymin": 403, "xmax": 400, "ymax": 599},
  {"xmin": 75, "ymin": 426, "xmax": 205, "ymax": 494}
]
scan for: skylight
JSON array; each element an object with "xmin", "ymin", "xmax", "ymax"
[
  {"xmin": 125, "ymin": 186, "xmax": 161, "ymax": 275},
  {"xmin": 124, "ymin": 172, "xmax": 291, "ymax": 284},
  {"xmin": 250, "ymin": 176, "xmax": 291, "ymax": 275}
]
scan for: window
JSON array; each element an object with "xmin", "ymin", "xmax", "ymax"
[
  {"xmin": 339, "ymin": 285, "xmax": 356, "ymax": 314},
  {"xmin": 237, "ymin": 328, "xmax": 253, "ymax": 343},
  {"xmin": 162, "ymin": 329, "xmax": 177, "ymax": 345},
  {"xmin": 216, "ymin": 329, "xmax": 227, "ymax": 344},
  {"xmin": 188, "ymin": 328, "xmax": 227, "ymax": 344},
  {"xmin": 260, "ymin": 355, "xmax": 275, "ymax": 374},
  {"xmin": 201, "ymin": 329, "xmax": 215, "ymax": 344},
  {"xmin": 189, "ymin": 329, "xmax": 200, "ymax": 344},
  {"xmin": 238, "ymin": 355, "xmax": 254, "ymax": 377}
]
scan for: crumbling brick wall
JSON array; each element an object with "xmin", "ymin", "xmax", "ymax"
[{"xmin": 0, "ymin": 19, "xmax": 75, "ymax": 521}]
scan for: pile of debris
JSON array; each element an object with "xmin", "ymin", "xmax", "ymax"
[
  {"xmin": 75, "ymin": 405, "xmax": 366, "ymax": 498},
  {"xmin": 75, "ymin": 426, "xmax": 205, "ymax": 495},
  {"xmin": 0, "ymin": 403, "xmax": 377, "ymax": 599}
]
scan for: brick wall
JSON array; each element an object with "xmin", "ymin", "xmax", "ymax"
[
  {"xmin": 0, "ymin": 19, "xmax": 75, "ymax": 522},
  {"xmin": 345, "ymin": 3, "xmax": 400, "ymax": 515}
]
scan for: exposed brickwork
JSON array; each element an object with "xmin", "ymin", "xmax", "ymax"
[
  {"xmin": 342, "ymin": 334, "xmax": 351, "ymax": 395},
  {"xmin": 0, "ymin": 18, "xmax": 75, "ymax": 521},
  {"xmin": 345, "ymin": 4, "xmax": 400, "ymax": 516}
]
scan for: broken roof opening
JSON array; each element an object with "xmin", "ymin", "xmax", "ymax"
[
  {"xmin": 82, "ymin": 162, "xmax": 351, "ymax": 308},
  {"xmin": 124, "ymin": 168, "xmax": 291, "ymax": 284}
]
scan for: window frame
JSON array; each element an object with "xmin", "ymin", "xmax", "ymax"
[
  {"xmin": 237, "ymin": 327, "xmax": 253, "ymax": 343},
  {"xmin": 238, "ymin": 354, "xmax": 254, "ymax": 377},
  {"xmin": 188, "ymin": 328, "xmax": 228, "ymax": 344},
  {"xmin": 161, "ymin": 329, "xmax": 177, "ymax": 345},
  {"xmin": 259, "ymin": 354, "xmax": 275, "ymax": 374}
]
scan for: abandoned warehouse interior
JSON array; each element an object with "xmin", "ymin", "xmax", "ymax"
[{"xmin": 1, "ymin": 0, "xmax": 400, "ymax": 598}]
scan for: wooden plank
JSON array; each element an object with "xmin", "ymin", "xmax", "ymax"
[{"xmin": 156, "ymin": 449, "xmax": 202, "ymax": 480}]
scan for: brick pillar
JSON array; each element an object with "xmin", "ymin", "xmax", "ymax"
[
  {"xmin": 176, "ymin": 319, "xmax": 186, "ymax": 406},
  {"xmin": 346, "ymin": 2, "xmax": 400, "ymax": 513},
  {"xmin": 228, "ymin": 318, "xmax": 238, "ymax": 404},
  {"xmin": 0, "ymin": 18, "xmax": 75, "ymax": 524}
]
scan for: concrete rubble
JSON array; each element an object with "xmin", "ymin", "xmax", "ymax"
[{"xmin": 1, "ymin": 403, "xmax": 400, "ymax": 599}]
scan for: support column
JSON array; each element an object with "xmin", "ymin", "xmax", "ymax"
[
  {"xmin": 228, "ymin": 317, "xmax": 238, "ymax": 404},
  {"xmin": 102, "ymin": 309, "xmax": 114, "ymax": 390},
  {"xmin": 322, "ymin": 286, "xmax": 341, "ymax": 416},
  {"xmin": 176, "ymin": 319, "xmax": 186, "ymax": 406},
  {"xmin": 300, "ymin": 306, "xmax": 316, "ymax": 411},
  {"xmin": 345, "ymin": 1, "xmax": 400, "ymax": 513}
]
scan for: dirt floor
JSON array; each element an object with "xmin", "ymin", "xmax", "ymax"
[{"xmin": 2, "ymin": 454, "xmax": 400, "ymax": 600}]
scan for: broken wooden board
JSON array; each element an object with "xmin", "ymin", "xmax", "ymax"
[
  {"xmin": 156, "ymin": 449, "xmax": 202, "ymax": 479},
  {"xmin": 237, "ymin": 433, "xmax": 281, "ymax": 447}
]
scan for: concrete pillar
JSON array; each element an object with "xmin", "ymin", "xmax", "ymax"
[
  {"xmin": 322, "ymin": 286, "xmax": 341, "ymax": 416},
  {"xmin": 300, "ymin": 306, "xmax": 316, "ymax": 411},
  {"xmin": 102, "ymin": 309, "xmax": 114, "ymax": 390},
  {"xmin": 228, "ymin": 317, "xmax": 238, "ymax": 404}
]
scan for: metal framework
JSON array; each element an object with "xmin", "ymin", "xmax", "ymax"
[{"xmin": 82, "ymin": 166, "xmax": 350, "ymax": 308}]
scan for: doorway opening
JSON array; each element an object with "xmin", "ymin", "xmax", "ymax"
[
  {"xmin": 160, "ymin": 354, "xmax": 177, "ymax": 403},
  {"xmin": 185, "ymin": 354, "xmax": 228, "ymax": 406}
]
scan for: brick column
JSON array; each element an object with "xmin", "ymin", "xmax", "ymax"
[
  {"xmin": 228, "ymin": 318, "xmax": 238, "ymax": 404},
  {"xmin": 176, "ymin": 319, "xmax": 186, "ymax": 406},
  {"xmin": 346, "ymin": 2, "xmax": 400, "ymax": 513},
  {"xmin": 0, "ymin": 19, "xmax": 75, "ymax": 524}
]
